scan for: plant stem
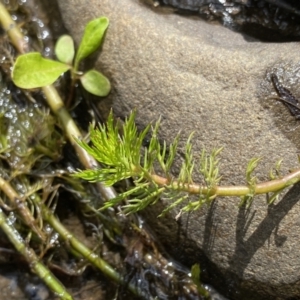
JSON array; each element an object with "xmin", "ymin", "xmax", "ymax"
[
  {"xmin": 0, "ymin": 176, "xmax": 144, "ymax": 299},
  {"xmin": 151, "ymin": 168, "xmax": 300, "ymax": 197},
  {"xmin": 43, "ymin": 209, "xmax": 138, "ymax": 293},
  {"xmin": 41, "ymin": 85, "xmax": 117, "ymax": 201},
  {"xmin": 0, "ymin": 2, "xmax": 27, "ymax": 54},
  {"xmin": 0, "ymin": 176, "xmax": 47, "ymax": 241},
  {"xmin": 0, "ymin": 204, "xmax": 73, "ymax": 300}
]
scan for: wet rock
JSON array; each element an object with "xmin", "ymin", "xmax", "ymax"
[
  {"xmin": 57, "ymin": 0, "xmax": 300, "ymax": 299},
  {"xmin": 160, "ymin": 0, "xmax": 300, "ymax": 41}
]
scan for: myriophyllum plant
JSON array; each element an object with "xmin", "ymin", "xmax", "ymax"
[
  {"xmin": 12, "ymin": 17, "xmax": 110, "ymax": 97},
  {"xmin": 73, "ymin": 111, "xmax": 300, "ymax": 216}
]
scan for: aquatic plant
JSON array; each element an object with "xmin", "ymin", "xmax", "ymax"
[
  {"xmin": 0, "ymin": 2, "xmax": 205, "ymax": 299},
  {"xmin": 2, "ymin": 1, "xmax": 300, "ymax": 299},
  {"xmin": 0, "ymin": 3, "xmax": 142, "ymax": 299},
  {"xmin": 73, "ymin": 110, "xmax": 300, "ymax": 216},
  {"xmin": 12, "ymin": 17, "xmax": 110, "ymax": 98}
]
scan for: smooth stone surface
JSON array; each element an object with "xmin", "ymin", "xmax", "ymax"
[{"xmin": 57, "ymin": 0, "xmax": 300, "ymax": 298}]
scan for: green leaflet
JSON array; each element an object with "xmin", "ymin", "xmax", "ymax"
[
  {"xmin": 12, "ymin": 17, "xmax": 110, "ymax": 98},
  {"xmin": 74, "ymin": 17, "xmax": 109, "ymax": 70},
  {"xmin": 12, "ymin": 52, "xmax": 70, "ymax": 89},
  {"xmin": 80, "ymin": 69, "xmax": 111, "ymax": 96},
  {"xmin": 55, "ymin": 35, "xmax": 75, "ymax": 65}
]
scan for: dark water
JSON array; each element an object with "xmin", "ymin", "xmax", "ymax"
[{"xmin": 158, "ymin": 0, "xmax": 300, "ymax": 41}]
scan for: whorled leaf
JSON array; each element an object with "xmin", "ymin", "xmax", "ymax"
[
  {"xmin": 269, "ymin": 159, "xmax": 283, "ymax": 180},
  {"xmin": 12, "ymin": 52, "xmax": 70, "ymax": 89},
  {"xmin": 246, "ymin": 157, "xmax": 261, "ymax": 185},
  {"xmin": 178, "ymin": 133, "xmax": 194, "ymax": 184},
  {"xmin": 200, "ymin": 147, "xmax": 223, "ymax": 188}
]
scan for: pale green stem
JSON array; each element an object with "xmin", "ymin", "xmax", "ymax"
[
  {"xmin": 42, "ymin": 209, "xmax": 140, "ymax": 294},
  {"xmin": 151, "ymin": 168, "xmax": 300, "ymax": 197},
  {"xmin": 41, "ymin": 85, "xmax": 117, "ymax": 201},
  {"xmin": 0, "ymin": 176, "xmax": 143, "ymax": 298},
  {"xmin": 0, "ymin": 206, "xmax": 73, "ymax": 300},
  {"xmin": 0, "ymin": 2, "xmax": 27, "ymax": 54},
  {"xmin": 0, "ymin": 176, "xmax": 46, "ymax": 241}
]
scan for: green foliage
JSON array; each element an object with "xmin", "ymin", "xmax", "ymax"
[
  {"xmin": 269, "ymin": 159, "xmax": 282, "ymax": 180},
  {"xmin": 12, "ymin": 53, "xmax": 71, "ymax": 88},
  {"xmin": 191, "ymin": 264, "xmax": 210, "ymax": 298},
  {"xmin": 178, "ymin": 133, "xmax": 194, "ymax": 184},
  {"xmin": 240, "ymin": 157, "xmax": 261, "ymax": 208},
  {"xmin": 74, "ymin": 17, "xmax": 109, "ymax": 70},
  {"xmin": 74, "ymin": 111, "xmax": 224, "ymax": 215},
  {"xmin": 74, "ymin": 111, "xmax": 163, "ymax": 214},
  {"xmin": 55, "ymin": 35, "xmax": 75, "ymax": 65},
  {"xmin": 80, "ymin": 69, "xmax": 111, "ymax": 97},
  {"xmin": 74, "ymin": 110, "xmax": 300, "ymax": 217},
  {"xmin": 266, "ymin": 159, "xmax": 284, "ymax": 204},
  {"xmin": 74, "ymin": 111, "xmax": 146, "ymax": 185},
  {"xmin": 200, "ymin": 147, "xmax": 223, "ymax": 188},
  {"xmin": 12, "ymin": 17, "xmax": 110, "ymax": 97}
]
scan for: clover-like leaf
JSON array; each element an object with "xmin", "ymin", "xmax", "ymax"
[
  {"xmin": 80, "ymin": 69, "xmax": 110, "ymax": 96},
  {"xmin": 74, "ymin": 17, "xmax": 109, "ymax": 70},
  {"xmin": 12, "ymin": 52, "xmax": 70, "ymax": 89},
  {"xmin": 55, "ymin": 35, "xmax": 75, "ymax": 65}
]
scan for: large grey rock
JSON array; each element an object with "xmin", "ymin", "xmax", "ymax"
[{"xmin": 57, "ymin": 0, "xmax": 300, "ymax": 298}]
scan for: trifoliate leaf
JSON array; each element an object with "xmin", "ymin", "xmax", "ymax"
[
  {"xmin": 80, "ymin": 69, "xmax": 110, "ymax": 96},
  {"xmin": 74, "ymin": 17, "xmax": 109, "ymax": 70},
  {"xmin": 55, "ymin": 35, "xmax": 75, "ymax": 65},
  {"xmin": 12, "ymin": 52, "xmax": 70, "ymax": 89}
]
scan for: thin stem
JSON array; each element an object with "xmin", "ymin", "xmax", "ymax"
[
  {"xmin": 65, "ymin": 76, "xmax": 77, "ymax": 108},
  {"xmin": 0, "ymin": 176, "xmax": 47, "ymax": 242},
  {"xmin": 41, "ymin": 85, "xmax": 117, "ymax": 201},
  {"xmin": 0, "ymin": 176, "xmax": 144, "ymax": 299},
  {"xmin": 0, "ymin": 3, "xmax": 27, "ymax": 54},
  {"xmin": 43, "ymin": 209, "xmax": 142, "ymax": 297},
  {"xmin": 0, "ymin": 206, "xmax": 73, "ymax": 300},
  {"xmin": 151, "ymin": 168, "xmax": 300, "ymax": 197}
]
